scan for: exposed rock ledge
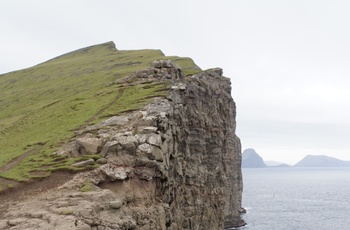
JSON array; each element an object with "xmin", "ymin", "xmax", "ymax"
[{"xmin": 0, "ymin": 60, "xmax": 245, "ymax": 229}]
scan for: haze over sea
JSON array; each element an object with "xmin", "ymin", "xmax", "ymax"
[{"xmin": 237, "ymin": 167, "xmax": 350, "ymax": 230}]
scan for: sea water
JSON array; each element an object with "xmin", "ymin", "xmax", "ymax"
[{"xmin": 237, "ymin": 167, "xmax": 350, "ymax": 230}]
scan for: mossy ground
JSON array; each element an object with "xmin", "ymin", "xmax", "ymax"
[
  {"xmin": 80, "ymin": 180, "xmax": 95, "ymax": 192},
  {"xmin": 0, "ymin": 41, "xmax": 200, "ymax": 183}
]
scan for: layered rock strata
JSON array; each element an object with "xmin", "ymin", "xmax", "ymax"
[{"xmin": 0, "ymin": 60, "xmax": 244, "ymax": 229}]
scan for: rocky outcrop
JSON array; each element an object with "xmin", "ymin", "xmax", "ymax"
[
  {"xmin": 165, "ymin": 67, "xmax": 245, "ymax": 229},
  {"xmin": 0, "ymin": 60, "xmax": 245, "ymax": 229}
]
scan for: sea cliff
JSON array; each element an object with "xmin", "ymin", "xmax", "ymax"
[{"xmin": 0, "ymin": 44, "xmax": 244, "ymax": 229}]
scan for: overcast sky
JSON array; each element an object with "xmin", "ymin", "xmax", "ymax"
[{"xmin": 1, "ymin": 0, "xmax": 350, "ymax": 164}]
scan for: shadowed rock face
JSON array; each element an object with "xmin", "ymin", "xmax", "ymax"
[
  {"xmin": 164, "ymin": 68, "xmax": 245, "ymax": 229},
  {"xmin": 0, "ymin": 60, "xmax": 244, "ymax": 229}
]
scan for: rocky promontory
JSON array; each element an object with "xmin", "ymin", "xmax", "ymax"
[{"xmin": 0, "ymin": 53, "xmax": 245, "ymax": 229}]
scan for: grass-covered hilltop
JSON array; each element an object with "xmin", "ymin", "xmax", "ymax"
[{"xmin": 0, "ymin": 41, "xmax": 200, "ymax": 185}]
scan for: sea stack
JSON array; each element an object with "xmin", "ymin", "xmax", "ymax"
[{"xmin": 242, "ymin": 148, "xmax": 267, "ymax": 168}]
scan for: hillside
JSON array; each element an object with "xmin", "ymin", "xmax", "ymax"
[
  {"xmin": 294, "ymin": 155, "xmax": 350, "ymax": 167},
  {"xmin": 0, "ymin": 41, "xmax": 200, "ymax": 185},
  {"xmin": 0, "ymin": 41, "xmax": 245, "ymax": 229}
]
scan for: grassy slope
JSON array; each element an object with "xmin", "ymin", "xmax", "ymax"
[{"xmin": 0, "ymin": 41, "xmax": 201, "ymax": 182}]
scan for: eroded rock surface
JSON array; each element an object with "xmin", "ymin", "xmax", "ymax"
[{"xmin": 0, "ymin": 60, "xmax": 244, "ymax": 229}]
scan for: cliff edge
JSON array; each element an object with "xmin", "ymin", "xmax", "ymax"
[{"xmin": 0, "ymin": 48, "xmax": 244, "ymax": 229}]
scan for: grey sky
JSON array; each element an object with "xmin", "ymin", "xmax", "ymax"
[{"xmin": 1, "ymin": 0, "xmax": 350, "ymax": 164}]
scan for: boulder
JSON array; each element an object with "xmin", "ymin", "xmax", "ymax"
[
  {"xmin": 76, "ymin": 137, "xmax": 102, "ymax": 155},
  {"xmin": 8, "ymin": 218, "xmax": 26, "ymax": 226},
  {"xmin": 109, "ymin": 199, "xmax": 123, "ymax": 209},
  {"xmin": 72, "ymin": 159, "xmax": 95, "ymax": 167},
  {"xmin": 147, "ymin": 134, "xmax": 161, "ymax": 147},
  {"xmin": 138, "ymin": 143, "xmax": 152, "ymax": 154},
  {"xmin": 100, "ymin": 141, "xmax": 118, "ymax": 157},
  {"xmin": 100, "ymin": 164, "xmax": 129, "ymax": 181},
  {"xmin": 138, "ymin": 126, "xmax": 157, "ymax": 134},
  {"xmin": 96, "ymin": 158, "xmax": 107, "ymax": 164},
  {"xmin": 100, "ymin": 116, "xmax": 129, "ymax": 126},
  {"xmin": 116, "ymin": 136, "xmax": 138, "ymax": 155}
]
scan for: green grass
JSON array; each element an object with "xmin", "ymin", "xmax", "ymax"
[
  {"xmin": 101, "ymin": 82, "xmax": 168, "ymax": 117},
  {"xmin": 60, "ymin": 210, "xmax": 74, "ymax": 215},
  {"xmin": 0, "ymin": 41, "xmax": 200, "ymax": 181},
  {"xmin": 80, "ymin": 180, "xmax": 94, "ymax": 192},
  {"xmin": 167, "ymin": 56, "xmax": 202, "ymax": 76},
  {"xmin": 0, "ymin": 151, "xmax": 102, "ymax": 181}
]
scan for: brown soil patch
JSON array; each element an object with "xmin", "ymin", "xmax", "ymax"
[
  {"xmin": 0, "ymin": 171, "xmax": 74, "ymax": 201},
  {"xmin": 0, "ymin": 171, "xmax": 75, "ymax": 218}
]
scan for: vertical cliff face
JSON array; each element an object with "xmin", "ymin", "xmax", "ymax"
[
  {"xmin": 162, "ymin": 66, "xmax": 244, "ymax": 229},
  {"xmin": 0, "ymin": 60, "xmax": 244, "ymax": 229}
]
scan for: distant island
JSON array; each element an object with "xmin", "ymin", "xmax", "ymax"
[
  {"xmin": 264, "ymin": 161, "xmax": 290, "ymax": 167},
  {"xmin": 242, "ymin": 148, "xmax": 290, "ymax": 168},
  {"xmin": 294, "ymin": 155, "xmax": 350, "ymax": 167},
  {"xmin": 242, "ymin": 148, "xmax": 267, "ymax": 168},
  {"xmin": 242, "ymin": 149, "xmax": 350, "ymax": 168}
]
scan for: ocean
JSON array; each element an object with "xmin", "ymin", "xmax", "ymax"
[{"xmin": 237, "ymin": 167, "xmax": 350, "ymax": 230}]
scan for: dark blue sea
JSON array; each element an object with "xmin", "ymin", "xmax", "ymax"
[{"xmin": 237, "ymin": 167, "xmax": 350, "ymax": 230}]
